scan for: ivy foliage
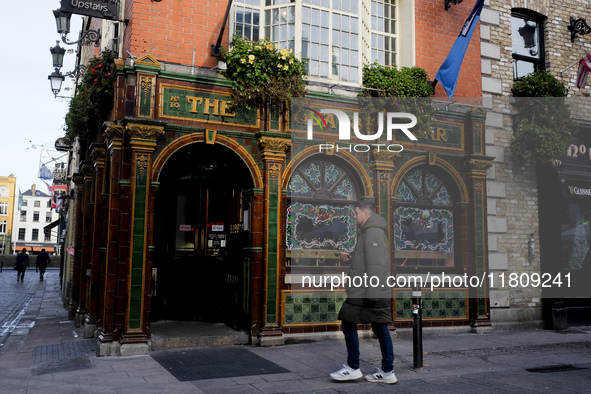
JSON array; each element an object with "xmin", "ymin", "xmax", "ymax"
[
  {"xmin": 221, "ymin": 36, "xmax": 307, "ymax": 110},
  {"xmin": 510, "ymin": 71, "xmax": 578, "ymax": 163},
  {"xmin": 65, "ymin": 50, "xmax": 117, "ymax": 141},
  {"xmin": 359, "ymin": 62, "xmax": 435, "ymax": 138}
]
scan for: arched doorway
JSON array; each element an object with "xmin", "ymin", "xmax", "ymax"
[{"xmin": 152, "ymin": 142, "xmax": 253, "ymax": 329}]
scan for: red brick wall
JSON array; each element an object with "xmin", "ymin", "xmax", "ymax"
[
  {"xmin": 122, "ymin": 0, "xmax": 482, "ymax": 99},
  {"xmin": 124, "ymin": 0, "xmax": 228, "ymax": 68},
  {"xmin": 415, "ymin": 0, "xmax": 482, "ymax": 101}
]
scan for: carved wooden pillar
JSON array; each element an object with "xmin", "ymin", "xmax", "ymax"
[
  {"xmin": 257, "ymin": 135, "xmax": 291, "ymax": 346},
  {"xmin": 99, "ymin": 123, "xmax": 124, "ymax": 353},
  {"xmin": 118, "ymin": 123, "xmax": 164, "ymax": 352},
  {"xmin": 370, "ymin": 150, "xmax": 399, "ymax": 217},
  {"xmin": 75, "ymin": 163, "xmax": 94, "ymax": 327},
  {"xmin": 70, "ymin": 173, "xmax": 85, "ymax": 321},
  {"xmin": 466, "ymin": 158, "xmax": 493, "ymax": 327},
  {"xmin": 84, "ymin": 144, "xmax": 107, "ymax": 338}
]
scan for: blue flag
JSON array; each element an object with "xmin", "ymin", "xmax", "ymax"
[
  {"xmin": 39, "ymin": 164, "xmax": 53, "ymax": 180},
  {"xmin": 435, "ymin": 0, "xmax": 485, "ymax": 101}
]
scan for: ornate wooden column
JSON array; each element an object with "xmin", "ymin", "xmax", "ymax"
[
  {"xmin": 70, "ymin": 173, "xmax": 85, "ymax": 321},
  {"xmin": 84, "ymin": 144, "xmax": 107, "ymax": 338},
  {"xmin": 75, "ymin": 162, "xmax": 94, "ymax": 327},
  {"xmin": 118, "ymin": 122, "xmax": 164, "ymax": 354},
  {"xmin": 257, "ymin": 135, "xmax": 291, "ymax": 346},
  {"xmin": 99, "ymin": 123, "xmax": 124, "ymax": 355},
  {"xmin": 249, "ymin": 189, "xmax": 265, "ymax": 339},
  {"xmin": 370, "ymin": 150, "xmax": 399, "ymax": 217},
  {"xmin": 467, "ymin": 158, "xmax": 493, "ymax": 327}
]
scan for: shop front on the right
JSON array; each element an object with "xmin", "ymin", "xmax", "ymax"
[{"xmin": 538, "ymin": 122, "xmax": 591, "ymax": 327}]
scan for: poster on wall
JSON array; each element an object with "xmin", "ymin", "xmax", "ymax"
[{"xmin": 52, "ymin": 185, "xmax": 69, "ymax": 210}]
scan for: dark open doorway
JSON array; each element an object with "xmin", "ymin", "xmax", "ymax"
[{"xmin": 152, "ymin": 143, "xmax": 253, "ymax": 330}]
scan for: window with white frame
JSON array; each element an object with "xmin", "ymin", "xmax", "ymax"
[
  {"xmin": 32, "ymin": 229, "xmax": 39, "ymax": 241},
  {"xmin": 0, "ymin": 220, "xmax": 6, "ymax": 234},
  {"xmin": 34, "ymin": 200, "xmax": 40, "ymax": 207},
  {"xmin": 46, "ymin": 212, "xmax": 53, "ymax": 223},
  {"xmin": 20, "ymin": 210, "xmax": 27, "ymax": 222},
  {"xmin": 0, "ymin": 202, "xmax": 8, "ymax": 216},
  {"xmin": 18, "ymin": 228, "xmax": 25, "ymax": 241},
  {"xmin": 0, "ymin": 186, "xmax": 8, "ymax": 197},
  {"xmin": 231, "ymin": 0, "xmax": 405, "ymax": 85},
  {"xmin": 33, "ymin": 211, "xmax": 40, "ymax": 222},
  {"xmin": 511, "ymin": 9, "xmax": 545, "ymax": 80}
]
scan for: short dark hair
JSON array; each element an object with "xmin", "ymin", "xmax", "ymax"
[
  {"xmin": 21, "ymin": 248, "xmax": 27, "ymax": 253},
  {"xmin": 355, "ymin": 201, "xmax": 376, "ymax": 213},
  {"xmin": 41, "ymin": 248, "xmax": 46, "ymax": 252}
]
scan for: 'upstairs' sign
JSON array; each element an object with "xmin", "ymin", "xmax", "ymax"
[{"xmin": 60, "ymin": 0, "xmax": 120, "ymax": 20}]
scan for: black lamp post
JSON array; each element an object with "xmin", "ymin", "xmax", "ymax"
[
  {"xmin": 53, "ymin": 9, "xmax": 71, "ymax": 35},
  {"xmin": 48, "ymin": 70, "xmax": 66, "ymax": 98},
  {"xmin": 53, "ymin": 8, "xmax": 100, "ymax": 46},
  {"xmin": 50, "ymin": 41, "xmax": 66, "ymax": 69}
]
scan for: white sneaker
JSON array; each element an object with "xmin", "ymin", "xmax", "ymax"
[
  {"xmin": 365, "ymin": 369, "xmax": 398, "ymax": 384},
  {"xmin": 330, "ymin": 364, "xmax": 363, "ymax": 381}
]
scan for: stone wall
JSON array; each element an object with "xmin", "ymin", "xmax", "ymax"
[{"xmin": 481, "ymin": 0, "xmax": 591, "ymax": 327}]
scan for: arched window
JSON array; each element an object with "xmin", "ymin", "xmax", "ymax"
[
  {"xmin": 286, "ymin": 157, "xmax": 360, "ymax": 265},
  {"xmin": 0, "ymin": 186, "xmax": 9, "ymax": 198},
  {"xmin": 394, "ymin": 167, "xmax": 455, "ymax": 268}
]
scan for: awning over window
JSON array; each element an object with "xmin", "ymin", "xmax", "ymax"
[{"xmin": 44, "ymin": 219, "xmax": 60, "ymax": 237}]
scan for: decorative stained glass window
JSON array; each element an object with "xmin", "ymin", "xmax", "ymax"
[
  {"xmin": 394, "ymin": 167, "xmax": 455, "ymax": 268},
  {"xmin": 288, "ymin": 159, "xmax": 357, "ymax": 201},
  {"xmin": 287, "ymin": 158, "xmax": 360, "ymax": 264}
]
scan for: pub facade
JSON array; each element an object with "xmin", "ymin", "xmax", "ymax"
[{"xmin": 59, "ymin": 0, "xmax": 495, "ymax": 355}]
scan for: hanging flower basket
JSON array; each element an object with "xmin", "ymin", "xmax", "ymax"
[
  {"xmin": 65, "ymin": 50, "xmax": 117, "ymax": 141},
  {"xmin": 510, "ymin": 71, "xmax": 578, "ymax": 163},
  {"xmin": 221, "ymin": 36, "xmax": 307, "ymax": 111}
]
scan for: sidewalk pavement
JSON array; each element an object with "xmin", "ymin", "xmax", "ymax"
[{"xmin": 1, "ymin": 271, "xmax": 590, "ymax": 393}]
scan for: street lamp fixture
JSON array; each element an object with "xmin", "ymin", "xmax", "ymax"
[
  {"xmin": 53, "ymin": 9, "xmax": 101, "ymax": 46},
  {"xmin": 50, "ymin": 41, "xmax": 66, "ymax": 69},
  {"xmin": 47, "ymin": 64, "xmax": 87, "ymax": 97},
  {"xmin": 48, "ymin": 69, "xmax": 65, "ymax": 98}
]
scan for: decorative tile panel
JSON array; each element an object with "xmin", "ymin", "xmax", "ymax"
[
  {"xmin": 283, "ymin": 291, "xmax": 345, "ymax": 325},
  {"xmin": 395, "ymin": 290, "xmax": 467, "ymax": 320}
]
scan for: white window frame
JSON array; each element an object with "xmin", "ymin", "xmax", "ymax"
[
  {"xmin": 229, "ymin": 0, "xmax": 415, "ymax": 86},
  {"xmin": 0, "ymin": 220, "xmax": 6, "ymax": 234},
  {"xmin": 0, "ymin": 202, "xmax": 8, "ymax": 216},
  {"xmin": 0, "ymin": 186, "xmax": 8, "ymax": 198}
]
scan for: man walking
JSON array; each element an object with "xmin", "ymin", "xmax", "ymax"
[
  {"xmin": 330, "ymin": 201, "xmax": 397, "ymax": 384},
  {"xmin": 36, "ymin": 248, "xmax": 51, "ymax": 281},
  {"xmin": 15, "ymin": 248, "xmax": 29, "ymax": 283}
]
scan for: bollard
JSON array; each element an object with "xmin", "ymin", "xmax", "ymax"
[{"xmin": 412, "ymin": 285, "xmax": 423, "ymax": 369}]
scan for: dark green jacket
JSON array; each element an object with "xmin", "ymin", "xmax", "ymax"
[{"xmin": 338, "ymin": 212, "xmax": 392, "ymax": 324}]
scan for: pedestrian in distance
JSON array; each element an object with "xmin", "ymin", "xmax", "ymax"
[
  {"xmin": 330, "ymin": 201, "xmax": 397, "ymax": 384},
  {"xmin": 15, "ymin": 248, "xmax": 29, "ymax": 283},
  {"xmin": 36, "ymin": 248, "xmax": 51, "ymax": 281}
]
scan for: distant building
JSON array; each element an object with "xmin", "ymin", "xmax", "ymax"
[
  {"xmin": 13, "ymin": 184, "xmax": 60, "ymax": 255},
  {"xmin": 0, "ymin": 174, "xmax": 17, "ymax": 255}
]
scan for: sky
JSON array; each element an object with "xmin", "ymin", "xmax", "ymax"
[{"xmin": 0, "ymin": 1, "xmax": 83, "ymax": 195}]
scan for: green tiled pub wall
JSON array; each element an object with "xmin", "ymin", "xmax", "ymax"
[
  {"xmin": 396, "ymin": 290, "xmax": 467, "ymax": 320},
  {"xmin": 283, "ymin": 292, "xmax": 345, "ymax": 325}
]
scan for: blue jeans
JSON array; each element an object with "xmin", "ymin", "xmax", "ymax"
[{"xmin": 341, "ymin": 320, "xmax": 394, "ymax": 372}]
